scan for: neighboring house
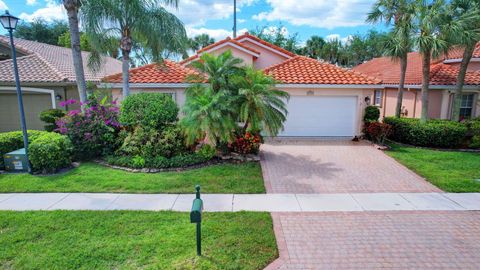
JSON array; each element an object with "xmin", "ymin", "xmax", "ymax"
[
  {"xmin": 0, "ymin": 37, "xmax": 122, "ymax": 132},
  {"xmin": 103, "ymin": 33, "xmax": 381, "ymax": 137},
  {"xmin": 353, "ymin": 43, "xmax": 480, "ymax": 120}
]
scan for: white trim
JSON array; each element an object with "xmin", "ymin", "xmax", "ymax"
[
  {"xmin": 101, "ymin": 83, "xmax": 192, "ymax": 88},
  {"xmin": 203, "ymin": 42, "xmax": 260, "ymax": 58},
  {"xmin": 276, "ymin": 84, "xmax": 383, "ymax": 89},
  {"xmin": 383, "ymin": 84, "xmax": 480, "ymax": 90},
  {"xmin": 0, "ymin": 86, "xmax": 56, "ymax": 108},
  {"xmin": 237, "ymin": 37, "xmax": 293, "ymax": 59},
  {"xmin": 443, "ymin": 58, "xmax": 480, "ymax": 64}
]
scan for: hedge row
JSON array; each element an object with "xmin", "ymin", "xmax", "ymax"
[
  {"xmin": 105, "ymin": 153, "xmax": 210, "ymax": 169},
  {"xmin": 0, "ymin": 130, "xmax": 72, "ymax": 173},
  {"xmin": 384, "ymin": 117, "xmax": 468, "ymax": 148}
]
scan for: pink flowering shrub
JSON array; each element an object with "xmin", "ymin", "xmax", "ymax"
[{"xmin": 56, "ymin": 96, "xmax": 121, "ymax": 160}]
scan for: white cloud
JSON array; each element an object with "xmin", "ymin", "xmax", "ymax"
[
  {"xmin": 238, "ymin": 19, "xmax": 246, "ymax": 23},
  {"xmin": 167, "ymin": 0, "xmax": 256, "ymax": 27},
  {"xmin": 0, "ymin": 0, "xmax": 8, "ymax": 11},
  {"xmin": 186, "ymin": 26, "xmax": 248, "ymax": 41},
  {"xmin": 326, "ymin": 34, "xmax": 353, "ymax": 44},
  {"xmin": 26, "ymin": 0, "xmax": 38, "ymax": 6},
  {"xmin": 253, "ymin": 0, "xmax": 372, "ymax": 29},
  {"xmin": 19, "ymin": 0, "xmax": 66, "ymax": 22}
]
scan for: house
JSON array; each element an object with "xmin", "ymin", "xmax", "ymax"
[
  {"xmin": 103, "ymin": 33, "xmax": 381, "ymax": 137},
  {"xmin": 0, "ymin": 37, "xmax": 122, "ymax": 132},
  {"xmin": 352, "ymin": 44, "xmax": 480, "ymax": 120}
]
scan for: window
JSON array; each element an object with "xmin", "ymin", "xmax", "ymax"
[
  {"xmin": 374, "ymin": 90, "xmax": 382, "ymax": 106},
  {"xmin": 459, "ymin": 94, "xmax": 474, "ymax": 119}
]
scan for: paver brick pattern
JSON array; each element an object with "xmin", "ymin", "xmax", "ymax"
[
  {"xmin": 261, "ymin": 140, "xmax": 440, "ymax": 193},
  {"xmin": 269, "ymin": 211, "xmax": 480, "ymax": 269}
]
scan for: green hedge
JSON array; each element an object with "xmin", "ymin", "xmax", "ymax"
[
  {"xmin": 384, "ymin": 117, "xmax": 468, "ymax": 148},
  {"xmin": 0, "ymin": 130, "xmax": 72, "ymax": 172},
  {"xmin": 105, "ymin": 153, "xmax": 210, "ymax": 169},
  {"xmin": 29, "ymin": 132, "xmax": 73, "ymax": 173}
]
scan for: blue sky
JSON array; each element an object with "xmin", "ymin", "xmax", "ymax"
[{"xmin": 0, "ymin": 0, "xmax": 387, "ymax": 44}]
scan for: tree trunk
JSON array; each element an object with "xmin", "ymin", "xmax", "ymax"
[
  {"xmin": 395, "ymin": 54, "xmax": 408, "ymax": 118},
  {"xmin": 120, "ymin": 33, "xmax": 133, "ymax": 97},
  {"xmin": 63, "ymin": 0, "xmax": 87, "ymax": 107},
  {"xmin": 420, "ymin": 52, "xmax": 431, "ymax": 123},
  {"xmin": 451, "ymin": 43, "xmax": 475, "ymax": 121}
]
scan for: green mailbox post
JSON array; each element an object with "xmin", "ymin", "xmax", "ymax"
[{"xmin": 190, "ymin": 185, "xmax": 203, "ymax": 256}]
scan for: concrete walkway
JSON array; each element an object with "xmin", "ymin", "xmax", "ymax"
[{"xmin": 1, "ymin": 192, "xmax": 480, "ymax": 211}]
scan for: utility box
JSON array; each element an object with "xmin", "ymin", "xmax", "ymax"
[{"xmin": 3, "ymin": 148, "xmax": 28, "ymax": 172}]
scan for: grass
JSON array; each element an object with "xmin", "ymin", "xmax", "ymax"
[
  {"xmin": 0, "ymin": 211, "xmax": 277, "ymax": 270},
  {"xmin": 0, "ymin": 162, "xmax": 265, "ymax": 194},
  {"xmin": 385, "ymin": 143, "xmax": 480, "ymax": 192}
]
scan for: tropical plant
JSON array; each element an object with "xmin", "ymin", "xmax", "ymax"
[
  {"xmin": 233, "ymin": 66, "xmax": 289, "ymax": 136},
  {"xmin": 367, "ymin": 0, "xmax": 414, "ymax": 118},
  {"xmin": 81, "ymin": 0, "xmax": 187, "ymax": 97},
  {"xmin": 188, "ymin": 34, "xmax": 215, "ymax": 51},
  {"xmin": 14, "ymin": 19, "xmax": 68, "ymax": 45},
  {"xmin": 449, "ymin": 0, "xmax": 480, "ymax": 121},
  {"xmin": 60, "ymin": 0, "xmax": 88, "ymax": 106},
  {"xmin": 301, "ymin": 36, "xmax": 325, "ymax": 59},
  {"xmin": 57, "ymin": 31, "xmax": 91, "ymax": 51}
]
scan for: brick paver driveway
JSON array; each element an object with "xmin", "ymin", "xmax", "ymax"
[
  {"xmin": 261, "ymin": 140, "xmax": 440, "ymax": 193},
  {"xmin": 267, "ymin": 211, "xmax": 480, "ymax": 269}
]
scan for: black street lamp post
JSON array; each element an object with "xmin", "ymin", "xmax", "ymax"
[{"xmin": 0, "ymin": 10, "xmax": 31, "ymax": 173}]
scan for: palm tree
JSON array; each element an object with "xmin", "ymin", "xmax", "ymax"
[
  {"xmin": 81, "ymin": 0, "xmax": 186, "ymax": 97},
  {"xmin": 61, "ymin": 0, "xmax": 87, "ymax": 106},
  {"xmin": 188, "ymin": 34, "xmax": 215, "ymax": 51},
  {"xmin": 303, "ymin": 36, "xmax": 325, "ymax": 59},
  {"xmin": 233, "ymin": 66, "xmax": 289, "ymax": 136},
  {"xmin": 450, "ymin": 0, "xmax": 480, "ymax": 121},
  {"xmin": 367, "ymin": 0, "xmax": 414, "ymax": 118},
  {"xmin": 181, "ymin": 85, "xmax": 237, "ymax": 146},
  {"xmin": 188, "ymin": 50, "xmax": 244, "ymax": 93},
  {"xmin": 412, "ymin": 0, "xmax": 455, "ymax": 123}
]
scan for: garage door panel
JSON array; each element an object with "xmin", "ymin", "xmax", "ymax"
[
  {"xmin": 0, "ymin": 93, "xmax": 52, "ymax": 132},
  {"xmin": 279, "ymin": 96, "xmax": 357, "ymax": 137}
]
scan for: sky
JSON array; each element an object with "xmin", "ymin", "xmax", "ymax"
[{"xmin": 0, "ymin": 0, "xmax": 387, "ymax": 44}]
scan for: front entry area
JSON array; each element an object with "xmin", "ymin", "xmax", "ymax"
[{"xmin": 279, "ymin": 96, "xmax": 357, "ymax": 137}]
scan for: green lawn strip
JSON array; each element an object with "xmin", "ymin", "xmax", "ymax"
[
  {"xmin": 0, "ymin": 211, "xmax": 277, "ymax": 270},
  {"xmin": 385, "ymin": 143, "xmax": 480, "ymax": 192},
  {"xmin": 0, "ymin": 162, "xmax": 266, "ymax": 194}
]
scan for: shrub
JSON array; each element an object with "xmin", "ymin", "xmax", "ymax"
[
  {"xmin": 117, "ymin": 125, "xmax": 187, "ymax": 158},
  {"xmin": 364, "ymin": 106, "xmax": 380, "ymax": 123},
  {"xmin": 384, "ymin": 117, "xmax": 468, "ymax": 148},
  {"xmin": 56, "ymin": 97, "xmax": 120, "ymax": 160},
  {"xmin": 0, "ymin": 130, "xmax": 46, "ymax": 169},
  {"xmin": 229, "ymin": 131, "xmax": 262, "ymax": 155},
  {"xmin": 196, "ymin": 144, "xmax": 216, "ymax": 160},
  {"xmin": 105, "ymin": 152, "xmax": 209, "ymax": 169},
  {"xmin": 39, "ymin": 109, "xmax": 66, "ymax": 132},
  {"xmin": 364, "ymin": 122, "xmax": 392, "ymax": 145},
  {"xmin": 470, "ymin": 136, "xmax": 480, "ymax": 149},
  {"xmin": 120, "ymin": 93, "xmax": 178, "ymax": 129},
  {"xmin": 29, "ymin": 132, "xmax": 73, "ymax": 173}
]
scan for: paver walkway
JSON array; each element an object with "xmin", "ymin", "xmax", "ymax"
[
  {"xmin": 261, "ymin": 140, "xmax": 440, "ymax": 193},
  {"xmin": 266, "ymin": 211, "xmax": 480, "ymax": 269},
  {"xmin": 1, "ymin": 192, "xmax": 479, "ymax": 211}
]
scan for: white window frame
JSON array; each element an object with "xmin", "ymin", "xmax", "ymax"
[
  {"xmin": 374, "ymin": 90, "xmax": 382, "ymax": 106},
  {"xmin": 459, "ymin": 93, "xmax": 475, "ymax": 119}
]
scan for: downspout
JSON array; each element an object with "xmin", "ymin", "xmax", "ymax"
[
  {"xmin": 382, "ymin": 89, "xmax": 387, "ymax": 118},
  {"xmin": 413, "ymin": 89, "xmax": 417, "ymax": 118}
]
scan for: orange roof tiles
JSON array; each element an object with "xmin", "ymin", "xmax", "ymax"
[
  {"xmin": 234, "ymin": 32, "xmax": 296, "ymax": 57},
  {"xmin": 197, "ymin": 37, "xmax": 260, "ymax": 55},
  {"xmin": 103, "ymin": 60, "xmax": 200, "ymax": 83},
  {"xmin": 264, "ymin": 56, "xmax": 381, "ymax": 85},
  {"xmin": 444, "ymin": 42, "xmax": 480, "ymax": 60},
  {"xmin": 353, "ymin": 52, "xmax": 480, "ymax": 86}
]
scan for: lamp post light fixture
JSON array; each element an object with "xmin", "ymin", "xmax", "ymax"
[{"xmin": 0, "ymin": 10, "xmax": 31, "ymax": 173}]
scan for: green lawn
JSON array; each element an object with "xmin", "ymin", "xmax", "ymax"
[
  {"xmin": 386, "ymin": 143, "xmax": 480, "ymax": 192},
  {"xmin": 0, "ymin": 162, "xmax": 265, "ymax": 194},
  {"xmin": 0, "ymin": 211, "xmax": 277, "ymax": 270}
]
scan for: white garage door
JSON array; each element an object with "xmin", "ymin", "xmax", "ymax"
[{"xmin": 279, "ymin": 96, "xmax": 357, "ymax": 137}]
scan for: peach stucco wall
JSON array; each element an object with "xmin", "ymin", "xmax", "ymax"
[
  {"xmin": 210, "ymin": 46, "xmax": 254, "ymax": 66},
  {"xmin": 380, "ymin": 88, "xmax": 445, "ymax": 119},
  {"xmin": 239, "ymin": 40, "xmax": 290, "ymax": 69}
]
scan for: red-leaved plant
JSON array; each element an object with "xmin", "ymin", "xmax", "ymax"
[{"xmin": 229, "ymin": 131, "xmax": 262, "ymax": 155}]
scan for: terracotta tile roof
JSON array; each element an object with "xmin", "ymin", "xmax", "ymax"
[
  {"xmin": 444, "ymin": 42, "xmax": 480, "ymax": 60},
  {"xmin": 234, "ymin": 32, "xmax": 296, "ymax": 57},
  {"xmin": 197, "ymin": 37, "xmax": 260, "ymax": 55},
  {"xmin": 353, "ymin": 52, "xmax": 480, "ymax": 86},
  {"xmin": 103, "ymin": 60, "xmax": 201, "ymax": 83},
  {"xmin": 264, "ymin": 56, "xmax": 381, "ymax": 85},
  {"xmin": 0, "ymin": 36, "xmax": 121, "ymax": 83}
]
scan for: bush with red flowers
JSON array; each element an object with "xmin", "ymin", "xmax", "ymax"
[
  {"xmin": 229, "ymin": 131, "xmax": 262, "ymax": 155},
  {"xmin": 364, "ymin": 122, "xmax": 392, "ymax": 145}
]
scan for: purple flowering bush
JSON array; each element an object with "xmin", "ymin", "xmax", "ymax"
[{"xmin": 56, "ymin": 96, "xmax": 121, "ymax": 160}]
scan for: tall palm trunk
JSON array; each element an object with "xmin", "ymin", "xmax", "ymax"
[
  {"xmin": 63, "ymin": 0, "xmax": 87, "ymax": 106},
  {"xmin": 120, "ymin": 32, "xmax": 132, "ymax": 97},
  {"xmin": 420, "ymin": 52, "xmax": 431, "ymax": 123},
  {"xmin": 452, "ymin": 43, "xmax": 475, "ymax": 121},
  {"xmin": 395, "ymin": 53, "xmax": 408, "ymax": 117}
]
